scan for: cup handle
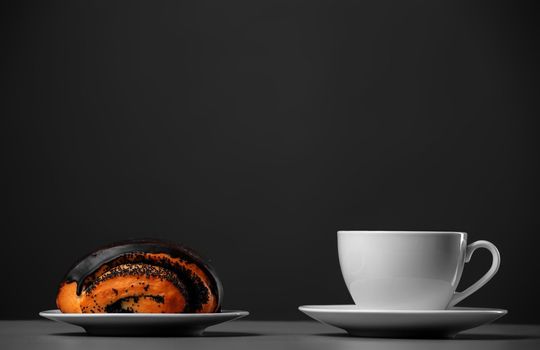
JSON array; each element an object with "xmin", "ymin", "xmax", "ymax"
[{"xmin": 449, "ymin": 240, "xmax": 501, "ymax": 307}]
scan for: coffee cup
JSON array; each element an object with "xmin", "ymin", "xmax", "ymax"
[{"xmin": 337, "ymin": 231, "xmax": 500, "ymax": 310}]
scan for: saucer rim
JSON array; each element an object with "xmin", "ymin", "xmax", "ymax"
[{"xmin": 298, "ymin": 305, "xmax": 507, "ymax": 314}]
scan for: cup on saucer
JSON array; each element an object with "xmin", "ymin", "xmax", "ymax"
[
  {"xmin": 299, "ymin": 230, "xmax": 506, "ymax": 338},
  {"xmin": 338, "ymin": 230, "xmax": 500, "ymax": 310}
]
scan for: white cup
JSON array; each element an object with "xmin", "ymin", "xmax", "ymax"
[{"xmin": 338, "ymin": 231, "xmax": 500, "ymax": 310}]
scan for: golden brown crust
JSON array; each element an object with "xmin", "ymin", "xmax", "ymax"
[
  {"xmin": 56, "ymin": 282, "xmax": 81, "ymax": 313},
  {"xmin": 145, "ymin": 253, "xmax": 218, "ymax": 313},
  {"xmin": 79, "ymin": 264, "xmax": 187, "ymax": 313}
]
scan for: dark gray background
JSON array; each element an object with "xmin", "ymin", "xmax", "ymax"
[{"xmin": 2, "ymin": 1, "xmax": 538, "ymax": 322}]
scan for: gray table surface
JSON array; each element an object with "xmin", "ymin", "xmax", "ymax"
[{"xmin": 1, "ymin": 320, "xmax": 540, "ymax": 350}]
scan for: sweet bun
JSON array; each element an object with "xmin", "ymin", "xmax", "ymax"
[{"xmin": 56, "ymin": 239, "xmax": 223, "ymax": 313}]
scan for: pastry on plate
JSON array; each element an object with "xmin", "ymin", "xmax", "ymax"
[{"xmin": 56, "ymin": 239, "xmax": 223, "ymax": 313}]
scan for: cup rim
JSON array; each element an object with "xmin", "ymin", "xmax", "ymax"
[{"xmin": 337, "ymin": 230, "xmax": 466, "ymax": 235}]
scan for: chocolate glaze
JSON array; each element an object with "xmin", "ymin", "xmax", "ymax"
[{"xmin": 61, "ymin": 239, "xmax": 223, "ymax": 311}]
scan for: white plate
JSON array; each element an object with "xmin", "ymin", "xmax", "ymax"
[
  {"xmin": 39, "ymin": 309, "xmax": 249, "ymax": 336},
  {"xmin": 298, "ymin": 305, "xmax": 507, "ymax": 338}
]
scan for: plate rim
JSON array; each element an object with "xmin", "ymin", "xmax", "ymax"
[{"xmin": 39, "ymin": 309, "xmax": 249, "ymax": 318}]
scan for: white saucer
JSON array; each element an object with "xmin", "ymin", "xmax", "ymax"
[
  {"xmin": 39, "ymin": 309, "xmax": 249, "ymax": 336},
  {"xmin": 298, "ymin": 305, "xmax": 507, "ymax": 338}
]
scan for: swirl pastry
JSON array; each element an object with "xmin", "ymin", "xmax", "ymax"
[{"xmin": 56, "ymin": 239, "xmax": 223, "ymax": 313}]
